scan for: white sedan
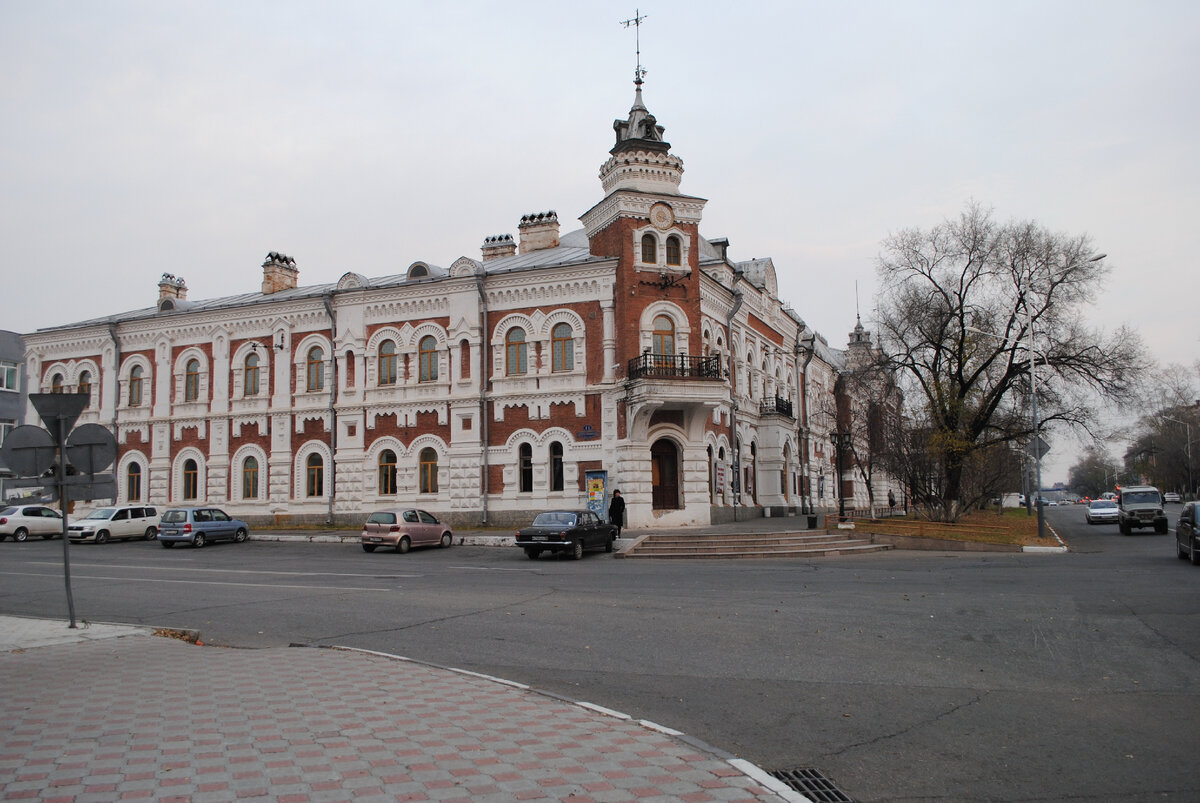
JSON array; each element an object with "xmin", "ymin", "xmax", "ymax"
[
  {"xmin": 1085, "ymin": 499, "xmax": 1119, "ymax": 525},
  {"xmin": 0, "ymin": 505, "xmax": 63, "ymax": 541}
]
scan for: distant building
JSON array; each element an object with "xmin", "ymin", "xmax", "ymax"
[
  {"xmin": 0, "ymin": 330, "xmax": 27, "ymax": 499},
  {"xmin": 19, "ymin": 77, "xmax": 899, "ymax": 527}
]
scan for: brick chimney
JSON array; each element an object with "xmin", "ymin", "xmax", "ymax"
[
  {"xmin": 262, "ymin": 252, "xmax": 298, "ymax": 294},
  {"xmin": 481, "ymin": 234, "xmax": 517, "ymax": 261},
  {"xmin": 518, "ymin": 210, "xmax": 559, "ymax": 254},
  {"xmin": 158, "ymin": 272, "xmax": 187, "ymax": 302}
]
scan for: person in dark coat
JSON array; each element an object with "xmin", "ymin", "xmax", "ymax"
[{"xmin": 608, "ymin": 490, "xmax": 626, "ymax": 537}]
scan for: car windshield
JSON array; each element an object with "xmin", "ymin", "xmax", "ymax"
[
  {"xmin": 1089, "ymin": 501, "xmax": 1116, "ymax": 510},
  {"xmin": 0, "ymin": 507, "xmax": 15, "ymax": 516},
  {"xmin": 1122, "ymin": 491, "xmax": 1160, "ymax": 505},
  {"xmin": 83, "ymin": 508, "xmax": 116, "ymax": 520},
  {"xmin": 532, "ymin": 512, "xmax": 576, "ymax": 527},
  {"xmin": 161, "ymin": 510, "xmax": 188, "ymax": 523}
]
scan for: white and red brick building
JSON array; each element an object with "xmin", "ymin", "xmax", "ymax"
[{"xmin": 20, "ymin": 82, "xmax": 898, "ymax": 528}]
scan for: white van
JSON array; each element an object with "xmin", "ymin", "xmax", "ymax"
[{"xmin": 68, "ymin": 506, "xmax": 161, "ymax": 543}]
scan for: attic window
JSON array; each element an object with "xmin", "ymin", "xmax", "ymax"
[
  {"xmin": 159, "ymin": 299, "xmax": 174, "ymax": 312},
  {"xmin": 409, "ymin": 265, "xmax": 429, "ymax": 279}
]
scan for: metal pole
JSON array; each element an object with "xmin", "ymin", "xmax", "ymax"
[
  {"xmin": 1029, "ymin": 298, "xmax": 1045, "ymax": 539},
  {"xmin": 57, "ymin": 416, "xmax": 77, "ymax": 628}
]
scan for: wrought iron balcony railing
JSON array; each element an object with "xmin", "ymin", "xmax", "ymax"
[
  {"xmin": 760, "ymin": 396, "xmax": 795, "ymax": 418},
  {"xmin": 627, "ymin": 353, "xmax": 722, "ymax": 380}
]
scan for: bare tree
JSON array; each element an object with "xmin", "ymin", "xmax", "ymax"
[{"xmin": 873, "ymin": 202, "xmax": 1147, "ymax": 521}]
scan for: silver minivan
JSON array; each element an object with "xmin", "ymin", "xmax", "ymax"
[{"xmin": 68, "ymin": 506, "xmax": 161, "ymax": 543}]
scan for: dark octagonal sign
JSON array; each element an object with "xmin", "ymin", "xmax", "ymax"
[{"xmin": 0, "ymin": 425, "xmax": 57, "ymax": 478}]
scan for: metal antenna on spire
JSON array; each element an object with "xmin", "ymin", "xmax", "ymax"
[{"xmin": 620, "ymin": 10, "xmax": 648, "ymax": 86}]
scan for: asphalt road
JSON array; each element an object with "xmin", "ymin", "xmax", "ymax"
[{"xmin": 2, "ymin": 506, "xmax": 1197, "ymax": 802}]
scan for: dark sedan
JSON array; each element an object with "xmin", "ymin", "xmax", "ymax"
[
  {"xmin": 1176, "ymin": 501, "xmax": 1200, "ymax": 565},
  {"xmin": 514, "ymin": 510, "xmax": 617, "ymax": 560}
]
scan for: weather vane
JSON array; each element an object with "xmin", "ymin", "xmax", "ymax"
[{"xmin": 620, "ymin": 10, "xmax": 648, "ymax": 86}]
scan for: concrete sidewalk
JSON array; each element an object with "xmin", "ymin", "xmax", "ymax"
[{"xmin": 0, "ymin": 615, "xmax": 804, "ymax": 802}]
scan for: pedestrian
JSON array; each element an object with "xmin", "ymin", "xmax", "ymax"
[
  {"xmin": 608, "ymin": 490, "xmax": 626, "ymax": 537},
  {"xmin": 888, "ymin": 489, "xmax": 896, "ymax": 513}
]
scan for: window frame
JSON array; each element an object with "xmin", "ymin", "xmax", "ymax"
[
  {"xmin": 379, "ymin": 449, "xmax": 398, "ymax": 495},
  {"xmin": 244, "ymin": 353, "xmax": 260, "ymax": 397},
  {"xmin": 551, "ymin": 323, "xmax": 574, "ymax": 372},
  {"xmin": 665, "ymin": 234, "xmax": 682, "ymax": 266},
  {"xmin": 182, "ymin": 459, "xmax": 199, "ymax": 500},
  {"xmin": 126, "ymin": 462, "xmax": 142, "ymax": 502},
  {"xmin": 129, "ymin": 365, "xmax": 144, "ymax": 407},
  {"xmin": 378, "ymin": 340, "xmax": 397, "ymax": 386},
  {"xmin": 242, "ymin": 456, "xmax": 259, "ymax": 500},
  {"xmin": 549, "ymin": 441, "xmax": 564, "ymax": 492},
  {"xmin": 518, "ymin": 443, "xmax": 533, "ymax": 493},
  {"xmin": 419, "ymin": 447, "xmax": 438, "ymax": 494},
  {"xmin": 184, "ymin": 359, "xmax": 201, "ymax": 402},
  {"xmin": 641, "ymin": 232, "xmax": 657, "ymax": 264},
  {"xmin": 418, "ymin": 336, "xmax": 438, "ymax": 382},
  {"xmin": 306, "ymin": 453, "xmax": 324, "ymax": 497},
  {"xmin": 306, "ymin": 347, "xmax": 325, "ymax": 392},
  {"xmin": 505, "ymin": 328, "xmax": 528, "ymax": 376}
]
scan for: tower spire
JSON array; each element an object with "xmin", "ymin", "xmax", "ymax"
[{"xmin": 620, "ymin": 10, "xmax": 648, "ymax": 90}]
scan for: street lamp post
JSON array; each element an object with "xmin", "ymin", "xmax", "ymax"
[{"xmin": 1163, "ymin": 416, "xmax": 1194, "ymax": 500}]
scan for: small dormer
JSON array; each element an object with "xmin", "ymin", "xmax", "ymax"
[{"xmin": 158, "ymin": 273, "xmax": 188, "ymax": 311}]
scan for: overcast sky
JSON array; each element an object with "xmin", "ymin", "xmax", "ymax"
[{"xmin": 2, "ymin": 1, "xmax": 1196, "ymax": 483}]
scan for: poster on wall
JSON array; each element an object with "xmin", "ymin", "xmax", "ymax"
[{"xmin": 585, "ymin": 469, "xmax": 608, "ymax": 519}]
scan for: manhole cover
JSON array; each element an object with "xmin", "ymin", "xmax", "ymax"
[{"xmin": 767, "ymin": 767, "xmax": 853, "ymax": 802}]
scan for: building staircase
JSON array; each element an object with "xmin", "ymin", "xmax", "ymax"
[{"xmin": 617, "ymin": 529, "xmax": 892, "ymax": 559}]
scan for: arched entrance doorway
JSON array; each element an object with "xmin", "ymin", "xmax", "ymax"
[{"xmin": 651, "ymin": 439, "xmax": 680, "ymax": 510}]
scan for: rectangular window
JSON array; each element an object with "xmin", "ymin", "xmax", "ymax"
[
  {"xmin": 0, "ymin": 419, "xmax": 15, "ymax": 444},
  {"xmin": 0, "ymin": 363, "xmax": 18, "ymax": 392}
]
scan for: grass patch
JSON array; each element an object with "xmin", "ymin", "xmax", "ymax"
[{"xmin": 860, "ymin": 508, "xmax": 1056, "ymax": 547}]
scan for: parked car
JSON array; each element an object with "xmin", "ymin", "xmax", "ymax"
[
  {"xmin": 1116, "ymin": 485, "xmax": 1168, "ymax": 535},
  {"xmin": 1176, "ymin": 502, "xmax": 1200, "ymax": 565},
  {"xmin": 157, "ymin": 507, "xmax": 249, "ymax": 548},
  {"xmin": 0, "ymin": 505, "xmax": 62, "ymax": 541},
  {"xmin": 68, "ymin": 506, "xmax": 160, "ymax": 543},
  {"xmin": 361, "ymin": 509, "xmax": 452, "ymax": 553},
  {"xmin": 514, "ymin": 509, "xmax": 617, "ymax": 560},
  {"xmin": 1163, "ymin": 492, "xmax": 1181, "ymax": 504},
  {"xmin": 1085, "ymin": 499, "xmax": 1119, "ymax": 525}
]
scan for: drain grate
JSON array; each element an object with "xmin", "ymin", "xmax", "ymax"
[{"xmin": 767, "ymin": 767, "xmax": 854, "ymax": 802}]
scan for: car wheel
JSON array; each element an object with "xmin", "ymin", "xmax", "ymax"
[
  {"xmin": 1119, "ymin": 521, "xmax": 1130, "ymax": 536},
  {"xmin": 605, "ymin": 536, "xmax": 614, "ymax": 553},
  {"xmin": 14, "ymin": 528, "xmax": 28, "ymax": 542},
  {"xmin": 1155, "ymin": 522, "xmax": 1168, "ymax": 535},
  {"xmin": 95, "ymin": 530, "xmax": 109, "ymax": 545},
  {"xmin": 234, "ymin": 528, "xmax": 248, "ymax": 543},
  {"xmin": 145, "ymin": 527, "xmax": 157, "ymax": 540},
  {"xmin": 362, "ymin": 544, "xmax": 377, "ymax": 553},
  {"xmin": 525, "ymin": 548, "xmax": 541, "ymax": 559},
  {"xmin": 192, "ymin": 533, "xmax": 206, "ymax": 548},
  {"xmin": 571, "ymin": 539, "xmax": 584, "ymax": 560},
  {"xmin": 396, "ymin": 537, "xmax": 410, "ymax": 554},
  {"xmin": 440, "ymin": 532, "xmax": 452, "ymax": 548},
  {"xmin": 161, "ymin": 540, "xmax": 175, "ymax": 548}
]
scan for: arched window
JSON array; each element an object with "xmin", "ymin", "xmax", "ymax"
[
  {"xmin": 306, "ymin": 347, "xmax": 324, "ymax": 392},
  {"xmin": 244, "ymin": 353, "xmax": 260, "ymax": 396},
  {"xmin": 183, "ymin": 458, "xmax": 199, "ymax": 500},
  {"xmin": 126, "ymin": 463, "xmax": 142, "ymax": 502},
  {"xmin": 378, "ymin": 340, "xmax": 397, "ymax": 386},
  {"xmin": 129, "ymin": 366, "xmax": 144, "ymax": 406},
  {"xmin": 665, "ymin": 235, "xmax": 682, "ymax": 266},
  {"xmin": 378, "ymin": 450, "xmax": 397, "ymax": 495},
  {"xmin": 419, "ymin": 447, "xmax": 438, "ymax": 493},
  {"xmin": 551, "ymin": 323, "xmax": 573, "ymax": 372},
  {"xmin": 306, "ymin": 453, "xmax": 324, "ymax": 497},
  {"xmin": 184, "ymin": 359, "xmax": 201, "ymax": 401},
  {"xmin": 51, "ymin": 373, "xmax": 64, "ymax": 393},
  {"xmin": 641, "ymin": 233, "xmax": 657, "ymax": 264},
  {"xmin": 242, "ymin": 456, "xmax": 259, "ymax": 499},
  {"xmin": 519, "ymin": 443, "xmax": 533, "ymax": 493},
  {"xmin": 78, "ymin": 371, "xmax": 91, "ymax": 397},
  {"xmin": 652, "ymin": 315, "xmax": 675, "ymax": 356},
  {"xmin": 419, "ymin": 336, "xmax": 438, "ymax": 382},
  {"xmin": 460, "ymin": 339, "xmax": 471, "ymax": 379},
  {"xmin": 549, "ymin": 441, "xmax": 564, "ymax": 492},
  {"xmin": 505, "ymin": 328, "xmax": 527, "ymax": 376}
]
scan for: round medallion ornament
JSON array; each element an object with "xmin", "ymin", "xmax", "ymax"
[{"xmin": 649, "ymin": 202, "xmax": 675, "ymax": 231}]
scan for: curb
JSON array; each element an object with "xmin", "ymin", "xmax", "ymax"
[{"xmin": 322, "ymin": 643, "xmax": 810, "ymax": 803}]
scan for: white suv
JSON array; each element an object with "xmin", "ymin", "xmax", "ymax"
[{"xmin": 68, "ymin": 506, "xmax": 161, "ymax": 544}]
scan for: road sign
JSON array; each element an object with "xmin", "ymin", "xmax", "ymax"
[
  {"xmin": 65, "ymin": 423, "xmax": 117, "ymax": 475},
  {"xmin": 28, "ymin": 393, "xmax": 89, "ymax": 444},
  {"xmin": 0, "ymin": 425, "xmax": 57, "ymax": 478}
]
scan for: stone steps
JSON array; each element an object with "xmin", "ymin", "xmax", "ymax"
[{"xmin": 619, "ymin": 530, "xmax": 892, "ymax": 559}]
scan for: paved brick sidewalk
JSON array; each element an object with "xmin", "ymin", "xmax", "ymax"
[{"xmin": 0, "ymin": 629, "xmax": 799, "ymax": 802}]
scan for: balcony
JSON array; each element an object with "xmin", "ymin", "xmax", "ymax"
[
  {"xmin": 628, "ymin": 353, "xmax": 722, "ymax": 380},
  {"xmin": 760, "ymin": 396, "xmax": 795, "ymax": 419}
]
